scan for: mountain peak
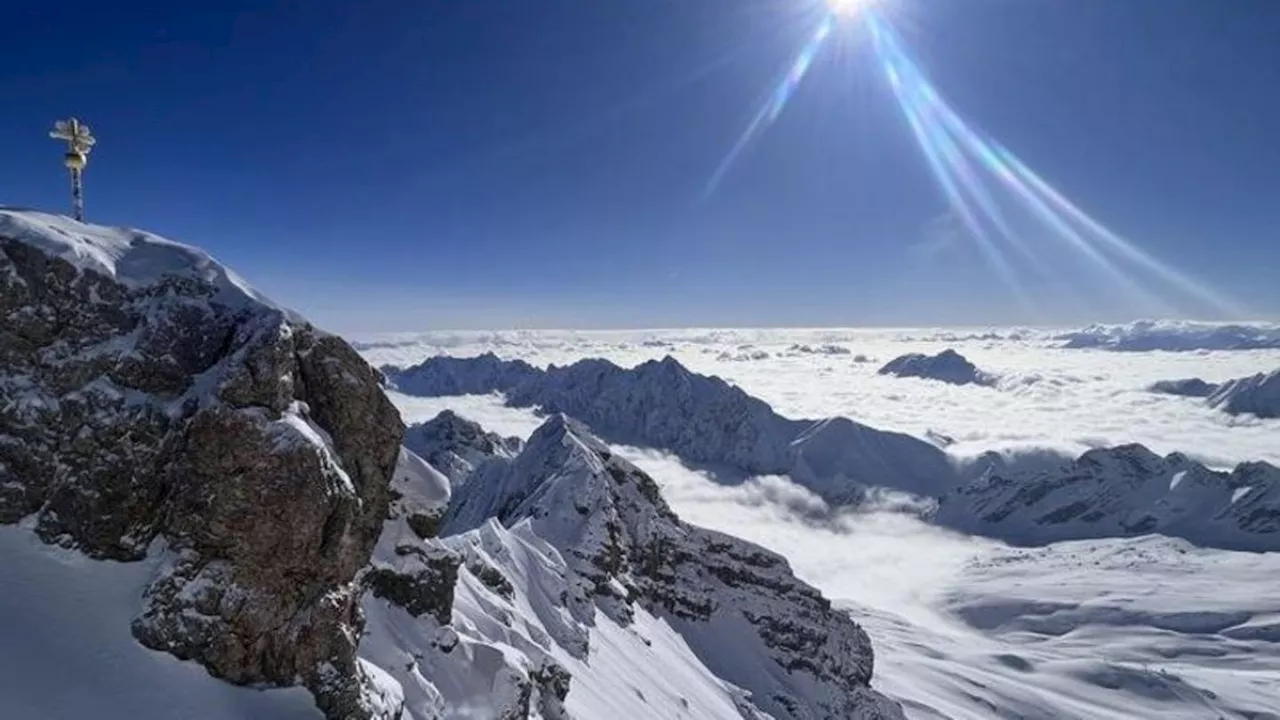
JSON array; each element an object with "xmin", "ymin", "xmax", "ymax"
[{"xmin": 433, "ymin": 414, "xmax": 902, "ymax": 719}]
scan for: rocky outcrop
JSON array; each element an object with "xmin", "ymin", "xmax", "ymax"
[
  {"xmin": 878, "ymin": 349, "xmax": 996, "ymax": 387},
  {"xmin": 1148, "ymin": 369, "xmax": 1280, "ymax": 419},
  {"xmin": 402, "ymin": 409, "xmax": 523, "ymax": 488},
  {"xmin": 0, "ymin": 210, "xmax": 404, "ymax": 718},
  {"xmin": 936, "ymin": 444, "xmax": 1280, "ymax": 551},
  {"xmin": 385, "ymin": 354, "xmax": 959, "ymax": 502},
  {"xmin": 1148, "ymin": 377, "xmax": 1220, "ymax": 398},
  {"xmin": 440, "ymin": 413, "xmax": 904, "ymax": 720},
  {"xmin": 1207, "ymin": 369, "xmax": 1280, "ymax": 419}
]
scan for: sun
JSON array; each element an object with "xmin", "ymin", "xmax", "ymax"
[{"xmin": 826, "ymin": 0, "xmax": 877, "ymax": 18}]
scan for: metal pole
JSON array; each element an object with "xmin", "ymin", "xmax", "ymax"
[{"xmin": 70, "ymin": 167, "xmax": 84, "ymax": 221}]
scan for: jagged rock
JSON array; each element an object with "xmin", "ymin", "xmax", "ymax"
[
  {"xmin": 877, "ymin": 349, "xmax": 996, "ymax": 386},
  {"xmin": 442, "ymin": 414, "xmax": 903, "ymax": 720},
  {"xmin": 937, "ymin": 444, "xmax": 1280, "ymax": 551},
  {"xmin": 0, "ymin": 210, "xmax": 404, "ymax": 719},
  {"xmin": 385, "ymin": 354, "xmax": 959, "ymax": 502},
  {"xmin": 1147, "ymin": 369, "xmax": 1280, "ymax": 419},
  {"xmin": 402, "ymin": 409, "xmax": 523, "ymax": 488},
  {"xmin": 1207, "ymin": 369, "xmax": 1280, "ymax": 419}
]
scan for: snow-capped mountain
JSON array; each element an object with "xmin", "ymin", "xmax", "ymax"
[
  {"xmin": 385, "ymin": 354, "xmax": 960, "ymax": 502},
  {"xmin": 877, "ymin": 349, "xmax": 996, "ymax": 387},
  {"xmin": 402, "ymin": 409, "xmax": 524, "ymax": 488},
  {"xmin": 366, "ymin": 411, "xmax": 903, "ymax": 719},
  {"xmin": 0, "ymin": 210, "xmax": 404, "ymax": 718},
  {"xmin": 1149, "ymin": 368, "xmax": 1280, "ymax": 419},
  {"xmin": 1, "ymin": 210, "xmax": 908, "ymax": 719},
  {"xmin": 1207, "ymin": 369, "xmax": 1280, "ymax": 419},
  {"xmin": 936, "ymin": 444, "xmax": 1280, "ymax": 551},
  {"xmin": 1056, "ymin": 319, "xmax": 1280, "ymax": 351}
]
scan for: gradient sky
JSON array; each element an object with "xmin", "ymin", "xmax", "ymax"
[{"xmin": 3, "ymin": 0, "xmax": 1278, "ymax": 332}]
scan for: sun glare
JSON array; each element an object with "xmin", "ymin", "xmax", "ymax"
[{"xmin": 827, "ymin": 0, "xmax": 875, "ymax": 18}]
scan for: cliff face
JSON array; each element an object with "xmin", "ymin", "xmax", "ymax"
[{"xmin": 0, "ymin": 211, "xmax": 404, "ymax": 719}]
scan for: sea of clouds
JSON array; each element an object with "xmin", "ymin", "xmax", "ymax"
[{"xmin": 361, "ymin": 323, "xmax": 1280, "ymax": 468}]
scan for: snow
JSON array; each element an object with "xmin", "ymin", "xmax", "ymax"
[
  {"xmin": 0, "ymin": 525, "xmax": 320, "ymax": 719},
  {"xmin": 367, "ymin": 327, "xmax": 1280, "ymax": 719},
  {"xmin": 361, "ymin": 518, "xmax": 752, "ymax": 720},
  {"xmin": 269, "ymin": 402, "xmax": 357, "ymax": 494},
  {"xmin": 1207, "ymin": 368, "xmax": 1280, "ymax": 419},
  {"xmin": 0, "ymin": 208, "xmax": 294, "ymax": 318},
  {"xmin": 614, "ymin": 450, "xmax": 1280, "ymax": 720},
  {"xmin": 1057, "ymin": 319, "xmax": 1280, "ymax": 352}
]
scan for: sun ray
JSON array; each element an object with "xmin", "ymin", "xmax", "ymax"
[{"xmin": 704, "ymin": 16, "xmax": 835, "ymax": 198}]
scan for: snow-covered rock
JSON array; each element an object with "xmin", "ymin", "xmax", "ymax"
[
  {"xmin": 1148, "ymin": 377, "xmax": 1221, "ymax": 398},
  {"xmin": 402, "ymin": 409, "xmax": 523, "ymax": 488},
  {"xmin": 0, "ymin": 210, "xmax": 405, "ymax": 719},
  {"xmin": 1207, "ymin": 369, "xmax": 1280, "ymax": 419},
  {"xmin": 936, "ymin": 444, "xmax": 1280, "ymax": 551},
  {"xmin": 384, "ymin": 354, "xmax": 960, "ymax": 503},
  {"xmin": 391, "ymin": 412, "xmax": 904, "ymax": 720},
  {"xmin": 1148, "ymin": 369, "xmax": 1280, "ymax": 419},
  {"xmin": 1057, "ymin": 320, "xmax": 1280, "ymax": 352},
  {"xmin": 877, "ymin": 349, "xmax": 996, "ymax": 387}
]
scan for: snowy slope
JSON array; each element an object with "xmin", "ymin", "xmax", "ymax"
[
  {"xmin": 1149, "ymin": 369, "xmax": 1280, "ymax": 419},
  {"xmin": 385, "ymin": 354, "xmax": 959, "ymax": 503},
  {"xmin": 381, "ymin": 412, "xmax": 905, "ymax": 719},
  {"xmin": 0, "ymin": 208, "xmax": 293, "ymax": 317},
  {"xmin": 936, "ymin": 444, "xmax": 1280, "ymax": 551},
  {"xmin": 362, "ymin": 517, "xmax": 761, "ymax": 720},
  {"xmin": 610, "ymin": 446, "xmax": 1280, "ymax": 720},
  {"xmin": 1207, "ymin": 368, "xmax": 1280, "ymax": 419},
  {"xmin": 0, "ymin": 525, "xmax": 321, "ymax": 720}
]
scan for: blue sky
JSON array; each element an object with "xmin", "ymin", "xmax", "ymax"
[{"xmin": 2, "ymin": 0, "xmax": 1278, "ymax": 332}]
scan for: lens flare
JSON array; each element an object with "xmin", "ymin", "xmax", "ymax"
[
  {"xmin": 704, "ymin": 16, "xmax": 835, "ymax": 198},
  {"xmin": 866, "ymin": 12, "xmax": 1241, "ymax": 318}
]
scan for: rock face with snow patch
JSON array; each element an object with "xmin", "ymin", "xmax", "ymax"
[
  {"xmin": 402, "ymin": 409, "xmax": 523, "ymax": 488},
  {"xmin": 0, "ymin": 210, "xmax": 404, "ymax": 719},
  {"xmin": 1206, "ymin": 369, "xmax": 1280, "ymax": 419},
  {"xmin": 385, "ymin": 354, "xmax": 959, "ymax": 502},
  {"xmin": 936, "ymin": 444, "xmax": 1280, "ymax": 551},
  {"xmin": 877, "ymin": 349, "xmax": 995, "ymax": 387},
  {"xmin": 433, "ymin": 413, "xmax": 903, "ymax": 720},
  {"xmin": 1148, "ymin": 369, "xmax": 1280, "ymax": 419}
]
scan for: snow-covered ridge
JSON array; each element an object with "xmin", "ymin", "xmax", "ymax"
[
  {"xmin": 1057, "ymin": 319, "xmax": 1280, "ymax": 352},
  {"xmin": 384, "ymin": 353, "xmax": 960, "ymax": 503},
  {"xmin": 371, "ymin": 411, "xmax": 904, "ymax": 719},
  {"xmin": 936, "ymin": 444, "xmax": 1280, "ymax": 551},
  {"xmin": 877, "ymin": 348, "xmax": 996, "ymax": 387},
  {"xmin": 0, "ymin": 209, "xmax": 292, "ymax": 317},
  {"xmin": 1149, "ymin": 368, "xmax": 1280, "ymax": 419}
]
